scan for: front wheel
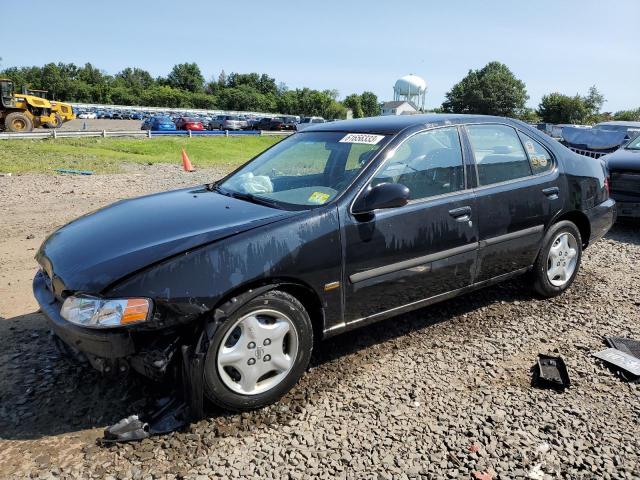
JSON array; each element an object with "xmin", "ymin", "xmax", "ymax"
[
  {"xmin": 203, "ymin": 290, "xmax": 313, "ymax": 411},
  {"xmin": 532, "ymin": 221, "xmax": 582, "ymax": 297}
]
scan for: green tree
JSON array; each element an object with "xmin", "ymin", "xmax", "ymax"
[
  {"xmin": 343, "ymin": 94, "xmax": 363, "ymax": 118},
  {"xmin": 442, "ymin": 61, "xmax": 528, "ymax": 117},
  {"xmin": 115, "ymin": 67, "xmax": 154, "ymax": 92},
  {"xmin": 583, "ymin": 85, "xmax": 605, "ymax": 117},
  {"xmin": 537, "ymin": 93, "xmax": 588, "ymax": 124},
  {"xmin": 166, "ymin": 63, "xmax": 204, "ymax": 93},
  {"xmin": 360, "ymin": 91, "xmax": 380, "ymax": 117},
  {"xmin": 613, "ymin": 108, "xmax": 640, "ymax": 121}
]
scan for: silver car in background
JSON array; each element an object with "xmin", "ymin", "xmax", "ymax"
[{"xmin": 209, "ymin": 115, "xmax": 248, "ymax": 131}]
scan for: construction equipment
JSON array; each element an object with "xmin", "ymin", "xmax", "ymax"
[
  {"xmin": 0, "ymin": 79, "xmax": 56, "ymax": 132},
  {"xmin": 23, "ymin": 88, "xmax": 76, "ymax": 128}
]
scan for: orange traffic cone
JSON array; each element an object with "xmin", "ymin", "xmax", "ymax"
[{"xmin": 181, "ymin": 148, "xmax": 194, "ymax": 172}]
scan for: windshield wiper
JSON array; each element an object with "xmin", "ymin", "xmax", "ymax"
[{"xmin": 219, "ymin": 189, "xmax": 281, "ymax": 209}]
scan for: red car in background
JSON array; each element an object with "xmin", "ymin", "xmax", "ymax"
[{"xmin": 175, "ymin": 117, "xmax": 204, "ymax": 131}]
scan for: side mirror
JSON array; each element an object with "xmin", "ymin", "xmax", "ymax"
[{"xmin": 353, "ymin": 182, "xmax": 410, "ymax": 214}]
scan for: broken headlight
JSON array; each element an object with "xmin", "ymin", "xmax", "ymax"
[{"xmin": 60, "ymin": 296, "xmax": 151, "ymax": 328}]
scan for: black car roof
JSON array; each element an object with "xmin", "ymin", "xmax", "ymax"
[{"xmin": 304, "ymin": 114, "xmax": 517, "ymax": 135}]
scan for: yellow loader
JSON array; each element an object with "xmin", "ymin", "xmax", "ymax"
[
  {"xmin": 24, "ymin": 88, "xmax": 76, "ymax": 128},
  {"xmin": 0, "ymin": 79, "xmax": 56, "ymax": 132}
]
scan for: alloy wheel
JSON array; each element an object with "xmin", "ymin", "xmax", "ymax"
[
  {"xmin": 216, "ymin": 309, "xmax": 299, "ymax": 395},
  {"xmin": 546, "ymin": 232, "xmax": 578, "ymax": 287}
]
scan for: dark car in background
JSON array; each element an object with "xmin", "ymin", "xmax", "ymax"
[
  {"xmin": 603, "ymin": 134, "xmax": 640, "ymax": 219},
  {"xmin": 269, "ymin": 116, "xmax": 297, "ymax": 131},
  {"xmin": 252, "ymin": 117, "xmax": 273, "ymax": 130},
  {"xmin": 175, "ymin": 117, "xmax": 204, "ymax": 131},
  {"xmin": 33, "ymin": 114, "xmax": 615, "ymax": 412}
]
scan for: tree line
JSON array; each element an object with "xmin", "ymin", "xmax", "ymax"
[
  {"xmin": 441, "ymin": 61, "xmax": 639, "ymax": 123},
  {"xmin": 0, "ymin": 61, "xmax": 380, "ymax": 119},
  {"xmin": 1, "ymin": 60, "xmax": 637, "ymax": 123}
]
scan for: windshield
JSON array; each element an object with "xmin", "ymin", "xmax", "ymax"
[
  {"xmin": 217, "ymin": 131, "xmax": 387, "ymax": 208},
  {"xmin": 625, "ymin": 135, "xmax": 640, "ymax": 150}
]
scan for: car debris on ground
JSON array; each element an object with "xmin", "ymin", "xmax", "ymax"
[
  {"xmin": 593, "ymin": 337, "xmax": 640, "ymax": 382},
  {"xmin": 531, "ymin": 354, "xmax": 571, "ymax": 390}
]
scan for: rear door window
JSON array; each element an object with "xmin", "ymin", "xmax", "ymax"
[{"xmin": 466, "ymin": 124, "xmax": 533, "ymax": 186}]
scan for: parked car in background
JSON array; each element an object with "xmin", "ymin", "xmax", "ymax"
[
  {"xmin": 252, "ymin": 117, "xmax": 273, "ymax": 130},
  {"xmin": 149, "ymin": 116, "xmax": 178, "ymax": 131},
  {"xmin": 78, "ymin": 112, "xmax": 97, "ymax": 119},
  {"xmin": 244, "ymin": 117, "xmax": 261, "ymax": 130},
  {"xmin": 562, "ymin": 121, "xmax": 640, "ymax": 159},
  {"xmin": 296, "ymin": 116, "xmax": 325, "ymax": 131},
  {"xmin": 34, "ymin": 114, "xmax": 615, "ymax": 412},
  {"xmin": 175, "ymin": 117, "xmax": 205, "ymax": 131},
  {"xmin": 602, "ymin": 133, "xmax": 640, "ymax": 219},
  {"xmin": 209, "ymin": 115, "xmax": 247, "ymax": 130}
]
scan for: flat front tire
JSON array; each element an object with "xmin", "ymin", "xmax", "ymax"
[
  {"xmin": 532, "ymin": 221, "xmax": 582, "ymax": 297},
  {"xmin": 203, "ymin": 290, "xmax": 313, "ymax": 411}
]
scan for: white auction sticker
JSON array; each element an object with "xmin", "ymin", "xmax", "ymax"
[{"xmin": 339, "ymin": 133, "xmax": 385, "ymax": 145}]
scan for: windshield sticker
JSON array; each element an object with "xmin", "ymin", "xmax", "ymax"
[
  {"xmin": 308, "ymin": 191, "xmax": 330, "ymax": 204},
  {"xmin": 339, "ymin": 133, "xmax": 385, "ymax": 145}
]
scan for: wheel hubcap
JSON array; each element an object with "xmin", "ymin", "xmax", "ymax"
[
  {"xmin": 12, "ymin": 119, "xmax": 26, "ymax": 131},
  {"xmin": 216, "ymin": 309, "xmax": 298, "ymax": 395},
  {"xmin": 546, "ymin": 232, "xmax": 578, "ymax": 287}
]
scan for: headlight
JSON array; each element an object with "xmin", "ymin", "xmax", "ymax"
[{"xmin": 60, "ymin": 296, "xmax": 151, "ymax": 328}]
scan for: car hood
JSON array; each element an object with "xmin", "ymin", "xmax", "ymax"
[
  {"xmin": 604, "ymin": 148, "xmax": 640, "ymax": 172},
  {"xmin": 36, "ymin": 186, "xmax": 297, "ymax": 295}
]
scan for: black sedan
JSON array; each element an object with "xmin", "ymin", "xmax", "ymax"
[
  {"xmin": 603, "ymin": 133, "xmax": 640, "ymax": 218},
  {"xmin": 33, "ymin": 114, "xmax": 615, "ymax": 411}
]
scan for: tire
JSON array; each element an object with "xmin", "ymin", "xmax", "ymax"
[
  {"xmin": 46, "ymin": 114, "xmax": 63, "ymax": 129},
  {"xmin": 532, "ymin": 221, "xmax": 582, "ymax": 298},
  {"xmin": 5, "ymin": 112, "xmax": 33, "ymax": 133},
  {"xmin": 203, "ymin": 290, "xmax": 313, "ymax": 411}
]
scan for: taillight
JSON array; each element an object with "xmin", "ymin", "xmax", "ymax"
[{"xmin": 604, "ymin": 176, "xmax": 610, "ymax": 199}]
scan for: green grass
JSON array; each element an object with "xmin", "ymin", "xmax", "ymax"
[{"xmin": 0, "ymin": 136, "xmax": 283, "ymax": 174}]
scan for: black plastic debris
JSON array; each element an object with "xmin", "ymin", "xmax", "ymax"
[
  {"xmin": 592, "ymin": 337, "xmax": 640, "ymax": 383},
  {"xmin": 532, "ymin": 354, "xmax": 571, "ymax": 390}
]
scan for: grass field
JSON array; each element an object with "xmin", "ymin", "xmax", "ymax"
[{"xmin": 0, "ymin": 136, "xmax": 283, "ymax": 174}]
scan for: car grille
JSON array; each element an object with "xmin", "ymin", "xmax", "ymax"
[
  {"xmin": 567, "ymin": 147, "xmax": 609, "ymax": 159},
  {"xmin": 610, "ymin": 171, "xmax": 640, "ymax": 197}
]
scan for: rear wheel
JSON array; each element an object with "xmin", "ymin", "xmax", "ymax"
[
  {"xmin": 5, "ymin": 112, "xmax": 33, "ymax": 132},
  {"xmin": 203, "ymin": 290, "xmax": 313, "ymax": 411},
  {"xmin": 532, "ymin": 221, "xmax": 582, "ymax": 297}
]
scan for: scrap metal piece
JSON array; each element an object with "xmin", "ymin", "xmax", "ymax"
[
  {"xmin": 103, "ymin": 415, "xmax": 150, "ymax": 442},
  {"xmin": 594, "ymin": 342, "xmax": 640, "ymax": 383},
  {"xmin": 532, "ymin": 354, "xmax": 571, "ymax": 390}
]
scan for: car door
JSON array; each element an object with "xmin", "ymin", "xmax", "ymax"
[
  {"xmin": 342, "ymin": 126, "xmax": 478, "ymax": 322},
  {"xmin": 463, "ymin": 123, "xmax": 561, "ymax": 282}
]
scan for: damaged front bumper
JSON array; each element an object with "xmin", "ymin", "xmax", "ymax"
[{"xmin": 33, "ymin": 270, "xmax": 175, "ymax": 379}]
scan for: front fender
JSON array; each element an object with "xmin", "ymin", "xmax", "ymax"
[{"xmin": 105, "ymin": 207, "xmax": 343, "ymax": 331}]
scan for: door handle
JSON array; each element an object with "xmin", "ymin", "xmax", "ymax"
[
  {"xmin": 449, "ymin": 206, "xmax": 472, "ymax": 222},
  {"xmin": 542, "ymin": 187, "xmax": 560, "ymax": 199}
]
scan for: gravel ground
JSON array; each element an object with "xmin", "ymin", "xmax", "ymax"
[{"xmin": 0, "ymin": 165, "xmax": 639, "ymax": 479}]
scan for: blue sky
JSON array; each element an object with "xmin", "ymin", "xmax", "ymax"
[{"xmin": 1, "ymin": 0, "xmax": 639, "ymax": 111}]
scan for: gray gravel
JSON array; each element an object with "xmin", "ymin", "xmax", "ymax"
[{"xmin": 0, "ymin": 168, "xmax": 639, "ymax": 479}]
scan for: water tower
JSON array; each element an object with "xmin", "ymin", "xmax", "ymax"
[{"xmin": 393, "ymin": 74, "xmax": 427, "ymax": 111}]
